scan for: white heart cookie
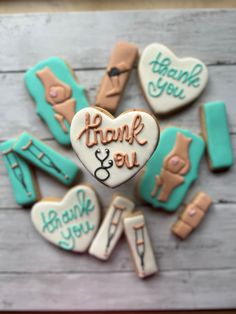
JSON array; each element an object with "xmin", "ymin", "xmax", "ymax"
[
  {"xmin": 31, "ymin": 185, "xmax": 100, "ymax": 252},
  {"xmin": 138, "ymin": 43, "xmax": 208, "ymax": 115},
  {"xmin": 70, "ymin": 107, "xmax": 160, "ymax": 188}
]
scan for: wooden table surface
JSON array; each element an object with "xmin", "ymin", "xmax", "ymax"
[{"xmin": 0, "ymin": 9, "xmax": 236, "ymax": 311}]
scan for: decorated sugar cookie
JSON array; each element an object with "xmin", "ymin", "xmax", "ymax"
[
  {"xmin": 200, "ymin": 101, "xmax": 234, "ymax": 171},
  {"xmin": 89, "ymin": 195, "xmax": 135, "ymax": 260},
  {"xmin": 123, "ymin": 211, "xmax": 158, "ymax": 279},
  {"xmin": 25, "ymin": 57, "xmax": 89, "ymax": 146},
  {"xmin": 0, "ymin": 138, "xmax": 40, "ymax": 206},
  {"xmin": 138, "ymin": 44, "xmax": 208, "ymax": 115},
  {"xmin": 172, "ymin": 192, "xmax": 212, "ymax": 239},
  {"xmin": 13, "ymin": 132, "xmax": 79, "ymax": 186},
  {"xmin": 70, "ymin": 107, "xmax": 160, "ymax": 188},
  {"xmin": 138, "ymin": 127, "xmax": 205, "ymax": 212},
  {"xmin": 96, "ymin": 41, "xmax": 138, "ymax": 113},
  {"xmin": 31, "ymin": 185, "xmax": 101, "ymax": 252}
]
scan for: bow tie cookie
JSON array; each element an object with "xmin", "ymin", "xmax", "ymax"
[
  {"xmin": 138, "ymin": 44, "xmax": 208, "ymax": 115},
  {"xmin": 70, "ymin": 107, "xmax": 160, "ymax": 188},
  {"xmin": 25, "ymin": 57, "xmax": 89, "ymax": 146},
  {"xmin": 137, "ymin": 127, "xmax": 205, "ymax": 212},
  {"xmin": 31, "ymin": 185, "xmax": 101, "ymax": 252}
]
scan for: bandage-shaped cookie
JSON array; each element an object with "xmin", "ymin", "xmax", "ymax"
[
  {"xmin": 95, "ymin": 41, "xmax": 138, "ymax": 112},
  {"xmin": 13, "ymin": 132, "xmax": 79, "ymax": 186},
  {"xmin": 25, "ymin": 57, "xmax": 88, "ymax": 146},
  {"xmin": 200, "ymin": 101, "xmax": 234, "ymax": 171},
  {"xmin": 89, "ymin": 195, "xmax": 135, "ymax": 260},
  {"xmin": 138, "ymin": 127, "xmax": 205, "ymax": 212},
  {"xmin": 123, "ymin": 211, "xmax": 158, "ymax": 279},
  {"xmin": 0, "ymin": 138, "xmax": 40, "ymax": 206},
  {"xmin": 172, "ymin": 192, "xmax": 212, "ymax": 240}
]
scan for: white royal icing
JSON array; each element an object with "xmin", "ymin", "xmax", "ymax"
[
  {"xmin": 31, "ymin": 185, "xmax": 101, "ymax": 252},
  {"xmin": 70, "ymin": 107, "xmax": 160, "ymax": 188},
  {"xmin": 123, "ymin": 212, "xmax": 158, "ymax": 278},
  {"xmin": 138, "ymin": 43, "xmax": 208, "ymax": 114},
  {"xmin": 89, "ymin": 195, "xmax": 135, "ymax": 260}
]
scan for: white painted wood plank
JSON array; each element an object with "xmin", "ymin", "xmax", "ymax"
[
  {"xmin": 1, "ymin": 10, "xmax": 236, "ymax": 71},
  {"xmin": 0, "ymin": 65, "xmax": 236, "ymax": 142},
  {"xmin": 0, "ymin": 204, "xmax": 235, "ymax": 273},
  {"xmin": 0, "ymin": 269, "xmax": 236, "ymax": 310}
]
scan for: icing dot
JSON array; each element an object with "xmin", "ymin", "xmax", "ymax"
[
  {"xmin": 188, "ymin": 208, "xmax": 196, "ymax": 217},
  {"xmin": 49, "ymin": 88, "xmax": 58, "ymax": 98},
  {"xmin": 171, "ymin": 156, "xmax": 180, "ymax": 166}
]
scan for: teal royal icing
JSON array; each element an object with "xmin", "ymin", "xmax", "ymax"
[
  {"xmin": 148, "ymin": 52, "xmax": 203, "ymax": 100},
  {"xmin": 24, "ymin": 57, "xmax": 89, "ymax": 146},
  {"xmin": 0, "ymin": 138, "xmax": 38, "ymax": 206},
  {"xmin": 139, "ymin": 127, "xmax": 205, "ymax": 212},
  {"xmin": 202, "ymin": 101, "xmax": 234, "ymax": 170},
  {"xmin": 13, "ymin": 132, "xmax": 79, "ymax": 186}
]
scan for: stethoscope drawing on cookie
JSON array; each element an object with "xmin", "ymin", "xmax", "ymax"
[{"xmin": 94, "ymin": 148, "xmax": 113, "ymax": 182}]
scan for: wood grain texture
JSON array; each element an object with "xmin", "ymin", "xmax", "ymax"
[
  {"xmin": 1, "ymin": 10, "xmax": 236, "ymax": 71},
  {"xmin": 1, "ymin": 0, "xmax": 236, "ymax": 14},
  {"xmin": 0, "ymin": 10, "xmax": 235, "ymax": 311}
]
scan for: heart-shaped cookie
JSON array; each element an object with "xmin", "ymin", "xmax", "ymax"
[
  {"xmin": 70, "ymin": 107, "xmax": 160, "ymax": 188},
  {"xmin": 31, "ymin": 185, "xmax": 100, "ymax": 252},
  {"xmin": 138, "ymin": 44, "xmax": 208, "ymax": 115}
]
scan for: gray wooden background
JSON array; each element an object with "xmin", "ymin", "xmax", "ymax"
[{"xmin": 0, "ymin": 9, "xmax": 236, "ymax": 310}]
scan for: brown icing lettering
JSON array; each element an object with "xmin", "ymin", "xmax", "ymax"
[
  {"xmin": 151, "ymin": 132, "xmax": 192, "ymax": 202},
  {"xmin": 36, "ymin": 67, "xmax": 76, "ymax": 133},
  {"xmin": 114, "ymin": 151, "xmax": 140, "ymax": 169},
  {"xmin": 77, "ymin": 113, "xmax": 148, "ymax": 147}
]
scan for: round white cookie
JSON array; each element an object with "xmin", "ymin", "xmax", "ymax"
[
  {"xmin": 31, "ymin": 185, "xmax": 100, "ymax": 252},
  {"xmin": 70, "ymin": 107, "xmax": 160, "ymax": 188},
  {"xmin": 138, "ymin": 43, "xmax": 208, "ymax": 115}
]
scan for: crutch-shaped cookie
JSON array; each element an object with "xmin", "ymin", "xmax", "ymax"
[
  {"xmin": 123, "ymin": 211, "xmax": 158, "ymax": 279},
  {"xmin": 13, "ymin": 132, "xmax": 79, "ymax": 186},
  {"xmin": 172, "ymin": 192, "xmax": 212, "ymax": 239},
  {"xmin": 25, "ymin": 57, "xmax": 88, "ymax": 146},
  {"xmin": 0, "ymin": 138, "xmax": 40, "ymax": 206},
  {"xmin": 95, "ymin": 42, "xmax": 138, "ymax": 113},
  {"xmin": 89, "ymin": 195, "xmax": 135, "ymax": 260}
]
